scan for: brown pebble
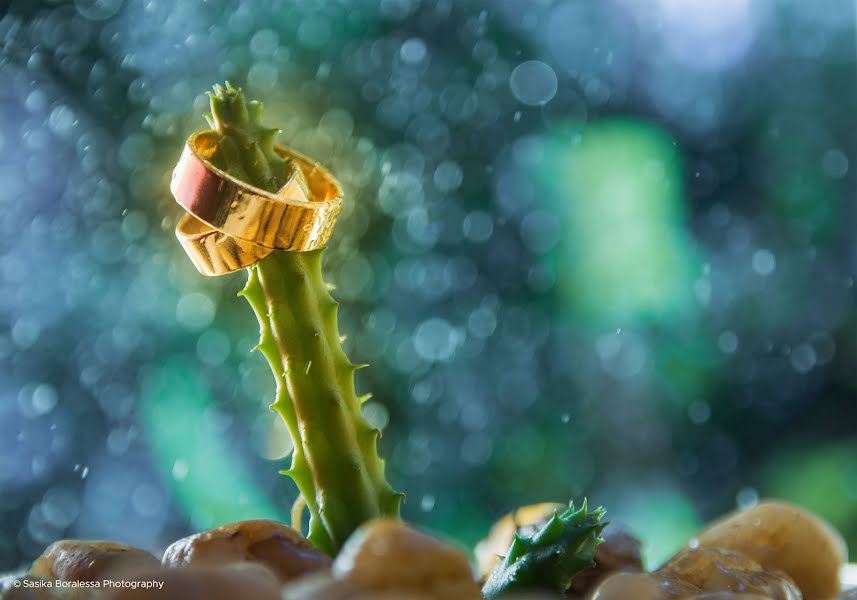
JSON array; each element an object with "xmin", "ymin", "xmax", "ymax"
[
  {"xmin": 687, "ymin": 594, "xmax": 781, "ymax": 600},
  {"xmin": 281, "ymin": 573, "xmax": 366, "ymax": 599},
  {"xmin": 568, "ymin": 525, "xmax": 644, "ymax": 597},
  {"xmin": 162, "ymin": 519, "xmax": 330, "ymax": 584},
  {"xmin": 30, "ymin": 540, "xmax": 159, "ymax": 583},
  {"xmin": 657, "ymin": 547, "xmax": 801, "ymax": 600},
  {"xmin": 587, "ymin": 572, "xmax": 677, "ymax": 600},
  {"xmin": 694, "ymin": 501, "xmax": 846, "ymax": 600},
  {"xmin": 333, "ymin": 518, "xmax": 481, "ymax": 600}
]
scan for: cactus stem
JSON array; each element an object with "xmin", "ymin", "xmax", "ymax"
[{"xmin": 201, "ymin": 83, "xmax": 400, "ymax": 554}]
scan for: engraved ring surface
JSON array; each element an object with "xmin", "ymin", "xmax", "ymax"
[
  {"xmin": 175, "ymin": 213, "xmax": 274, "ymax": 277},
  {"xmin": 171, "ymin": 131, "xmax": 344, "ymax": 276}
]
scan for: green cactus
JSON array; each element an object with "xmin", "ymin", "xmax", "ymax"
[
  {"xmin": 202, "ymin": 83, "xmax": 401, "ymax": 555},
  {"xmin": 482, "ymin": 500, "xmax": 607, "ymax": 599},
  {"xmin": 204, "ymin": 82, "xmax": 294, "ymax": 191}
]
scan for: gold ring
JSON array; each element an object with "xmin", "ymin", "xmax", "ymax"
[
  {"xmin": 175, "ymin": 212, "xmax": 273, "ymax": 276},
  {"xmin": 170, "ymin": 131, "xmax": 344, "ymax": 276}
]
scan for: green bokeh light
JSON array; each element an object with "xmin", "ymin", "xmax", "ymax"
[
  {"xmin": 537, "ymin": 119, "xmax": 700, "ymax": 325},
  {"xmin": 608, "ymin": 485, "xmax": 701, "ymax": 568},
  {"xmin": 140, "ymin": 359, "xmax": 286, "ymax": 529},
  {"xmin": 761, "ymin": 440, "xmax": 857, "ymax": 550}
]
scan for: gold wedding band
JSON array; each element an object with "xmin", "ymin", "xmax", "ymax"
[
  {"xmin": 171, "ymin": 131, "xmax": 344, "ymax": 276},
  {"xmin": 176, "ymin": 213, "xmax": 274, "ymax": 276}
]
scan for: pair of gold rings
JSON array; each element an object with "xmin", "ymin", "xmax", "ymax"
[{"xmin": 171, "ymin": 131, "xmax": 344, "ymax": 276}]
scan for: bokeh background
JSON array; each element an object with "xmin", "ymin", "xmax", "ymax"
[{"xmin": 1, "ymin": 0, "xmax": 855, "ymax": 571}]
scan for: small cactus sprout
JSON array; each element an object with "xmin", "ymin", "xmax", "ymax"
[
  {"xmin": 481, "ymin": 500, "xmax": 607, "ymax": 598},
  {"xmin": 201, "ymin": 83, "xmax": 401, "ymax": 555}
]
